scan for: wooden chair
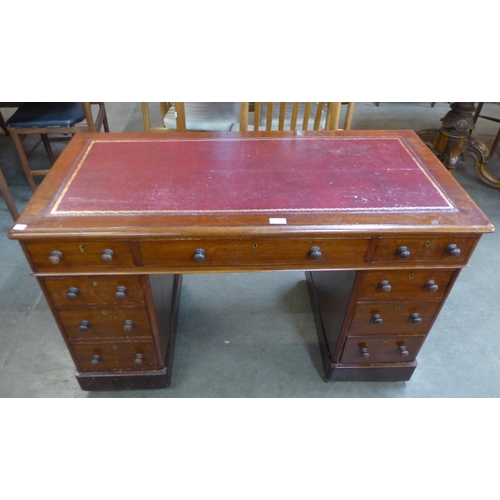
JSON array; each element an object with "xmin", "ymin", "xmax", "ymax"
[
  {"xmin": 141, "ymin": 102, "xmax": 240, "ymax": 132},
  {"xmin": 238, "ymin": 102, "xmax": 355, "ymax": 131},
  {"xmin": 6, "ymin": 102, "xmax": 109, "ymax": 191},
  {"xmin": 473, "ymin": 102, "xmax": 500, "ymax": 157}
]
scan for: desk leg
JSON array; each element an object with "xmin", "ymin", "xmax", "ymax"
[{"xmin": 418, "ymin": 102, "xmax": 500, "ymax": 188}]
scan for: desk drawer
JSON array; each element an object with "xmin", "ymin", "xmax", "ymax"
[
  {"xmin": 26, "ymin": 241, "xmax": 135, "ymax": 270},
  {"xmin": 140, "ymin": 238, "xmax": 369, "ymax": 268},
  {"xmin": 43, "ymin": 276, "xmax": 145, "ymax": 308},
  {"xmin": 371, "ymin": 236, "xmax": 475, "ymax": 263},
  {"xmin": 356, "ymin": 270, "xmax": 455, "ymax": 299},
  {"xmin": 57, "ymin": 307, "xmax": 152, "ymax": 340},
  {"xmin": 349, "ymin": 300, "xmax": 441, "ymax": 335},
  {"xmin": 71, "ymin": 341, "xmax": 158, "ymax": 372},
  {"xmin": 341, "ymin": 335, "xmax": 425, "ymax": 364}
]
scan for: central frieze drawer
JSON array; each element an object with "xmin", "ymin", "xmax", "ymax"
[
  {"xmin": 349, "ymin": 300, "xmax": 442, "ymax": 334},
  {"xmin": 71, "ymin": 341, "xmax": 158, "ymax": 372},
  {"xmin": 140, "ymin": 238, "xmax": 369, "ymax": 268},
  {"xmin": 43, "ymin": 276, "xmax": 145, "ymax": 307},
  {"xmin": 26, "ymin": 241, "xmax": 135, "ymax": 270},
  {"xmin": 57, "ymin": 307, "xmax": 153, "ymax": 340}
]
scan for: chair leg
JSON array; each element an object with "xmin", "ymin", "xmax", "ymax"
[
  {"xmin": 0, "ymin": 112, "xmax": 9, "ymax": 135},
  {"xmin": 101, "ymin": 104, "xmax": 110, "ymax": 132},
  {"xmin": 8, "ymin": 129, "xmax": 38, "ymax": 192},
  {"xmin": 0, "ymin": 166, "xmax": 19, "ymax": 219},
  {"xmin": 40, "ymin": 134, "xmax": 56, "ymax": 164}
]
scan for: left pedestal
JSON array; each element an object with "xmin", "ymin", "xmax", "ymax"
[{"xmin": 37, "ymin": 273, "xmax": 182, "ymax": 391}]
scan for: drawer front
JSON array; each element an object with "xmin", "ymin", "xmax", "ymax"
[
  {"xmin": 71, "ymin": 341, "xmax": 158, "ymax": 372},
  {"xmin": 57, "ymin": 307, "xmax": 152, "ymax": 340},
  {"xmin": 43, "ymin": 276, "xmax": 145, "ymax": 307},
  {"xmin": 140, "ymin": 238, "xmax": 369, "ymax": 268},
  {"xmin": 371, "ymin": 236, "xmax": 475, "ymax": 263},
  {"xmin": 349, "ymin": 301, "xmax": 442, "ymax": 334},
  {"xmin": 26, "ymin": 241, "xmax": 135, "ymax": 270},
  {"xmin": 356, "ymin": 270, "xmax": 455, "ymax": 299},
  {"xmin": 341, "ymin": 335, "xmax": 425, "ymax": 364}
]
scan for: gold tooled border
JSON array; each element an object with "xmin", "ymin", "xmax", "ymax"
[{"xmin": 49, "ymin": 136, "xmax": 455, "ymax": 216}]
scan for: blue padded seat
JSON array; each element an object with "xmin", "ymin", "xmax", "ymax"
[{"xmin": 6, "ymin": 102, "xmax": 86, "ymax": 128}]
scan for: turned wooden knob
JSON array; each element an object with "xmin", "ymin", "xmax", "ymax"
[
  {"xmin": 101, "ymin": 249, "xmax": 114, "ymax": 262},
  {"xmin": 425, "ymin": 280, "xmax": 439, "ymax": 292},
  {"xmin": 134, "ymin": 353, "xmax": 144, "ymax": 365},
  {"xmin": 123, "ymin": 320, "xmax": 134, "ymax": 332},
  {"xmin": 309, "ymin": 246, "xmax": 322, "ymax": 260},
  {"xmin": 372, "ymin": 313, "xmax": 383, "ymax": 325},
  {"xmin": 360, "ymin": 347, "xmax": 370, "ymax": 359},
  {"xmin": 397, "ymin": 246, "xmax": 411, "ymax": 259},
  {"xmin": 398, "ymin": 346, "xmax": 409, "ymax": 357},
  {"xmin": 379, "ymin": 280, "xmax": 392, "ymax": 292},
  {"xmin": 193, "ymin": 248, "xmax": 206, "ymax": 262},
  {"xmin": 115, "ymin": 286, "xmax": 127, "ymax": 299},
  {"xmin": 90, "ymin": 354, "xmax": 101, "ymax": 366},
  {"xmin": 48, "ymin": 250, "xmax": 63, "ymax": 264},
  {"xmin": 410, "ymin": 312, "xmax": 422, "ymax": 324},
  {"xmin": 66, "ymin": 287, "xmax": 79, "ymax": 300},
  {"xmin": 79, "ymin": 320, "xmax": 91, "ymax": 333},
  {"xmin": 446, "ymin": 243, "xmax": 461, "ymax": 257}
]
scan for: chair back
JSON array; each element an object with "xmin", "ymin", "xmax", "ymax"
[
  {"xmin": 239, "ymin": 102, "xmax": 355, "ymax": 132},
  {"xmin": 141, "ymin": 103, "xmax": 186, "ymax": 131},
  {"xmin": 141, "ymin": 103, "xmax": 240, "ymax": 132}
]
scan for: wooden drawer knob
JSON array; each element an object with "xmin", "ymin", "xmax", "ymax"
[
  {"xmin": 446, "ymin": 243, "xmax": 461, "ymax": 257},
  {"xmin": 79, "ymin": 320, "xmax": 91, "ymax": 333},
  {"xmin": 134, "ymin": 353, "xmax": 144, "ymax": 365},
  {"xmin": 360, "ymin": 347, "xmax": 370, "ymax": 359},
  {"xmin": 193, "ymin": 248, "xmax": 206, "ymax": 262},
  {"xmin": 372, "ymin": 313, "xmax": 383, "ymax": 325},
  {"xmin": 410, "ymin": 312, "xmax": 422, "ymax": 324},
  {"xmin": 123, "ymin": 320, "xmax": 134, "ymax": 332},
  {"xmin": 101, "ymin": 249, "xmax": 115, "ymax": 262},
  {"xmin": 66, "ymin": 287, "xmax": 79, "ymax": 300},
  {"xmin": 48, "ymin": 250, "xmax": 63, "ymax": 264},
  {"xmin": 425, "ymin": 280, "xmax": 439, "ymax": 292},
  {"xmin": 90, "ymin": 354, "xmax": 101, "ymax": 366},
  {"xmin": 397, "ymin": 246, "xmax": 411, "ymax": 259},
  {"xmin": 309, "ymin": 246, "xmax": 322, "ymax": 260},
  {"xmin": 398, "ymin": 346, "xmax": 409, "ymax": 357},
  {"xmin": 379, "ymin": 280, "xmax": 392, "ymax": 292},
  {"xmin": 115, "ymin": 286, "xmax": 127, "ymax": 299}
]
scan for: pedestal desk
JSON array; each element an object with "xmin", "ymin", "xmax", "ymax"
[{"xmin": 9, "ymin": 131, "xmax": 494, "ymax": 391}]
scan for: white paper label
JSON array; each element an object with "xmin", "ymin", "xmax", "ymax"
[
  {"xmin": 13, "ymin": 224, "xmax": 27, "ymax": 231},
  {"xmin": 269, "ymin": 218, "xmax": 287, "ymax": 225}
]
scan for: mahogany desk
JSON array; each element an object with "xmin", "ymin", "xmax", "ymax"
[{"xmin": 8, "ymin": 131, "xmax": 494, "ymax": 391}]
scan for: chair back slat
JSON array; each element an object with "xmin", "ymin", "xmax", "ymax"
[
  {"xmin": 314, "ymin": 103, "xmax": 324, "ymax": 130},
  {"xmin": 300, "ymin": 103, "xmax": 310, "ymax": 130},
  {"xmin": 266, "ymin": 103, "xmax": 274, "ymax": 131},
  {"xmin": 254, "ymin": 102, "xmax": 261, "ymax": 131}
]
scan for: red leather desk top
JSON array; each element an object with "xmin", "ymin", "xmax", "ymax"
[
  {"xmin": 10, "ymin": 131, "xmax": 494, "ymax": 238},
  {"xmin": 49, "ymin": 134, "xmax": 453, "ymax": 216}
]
